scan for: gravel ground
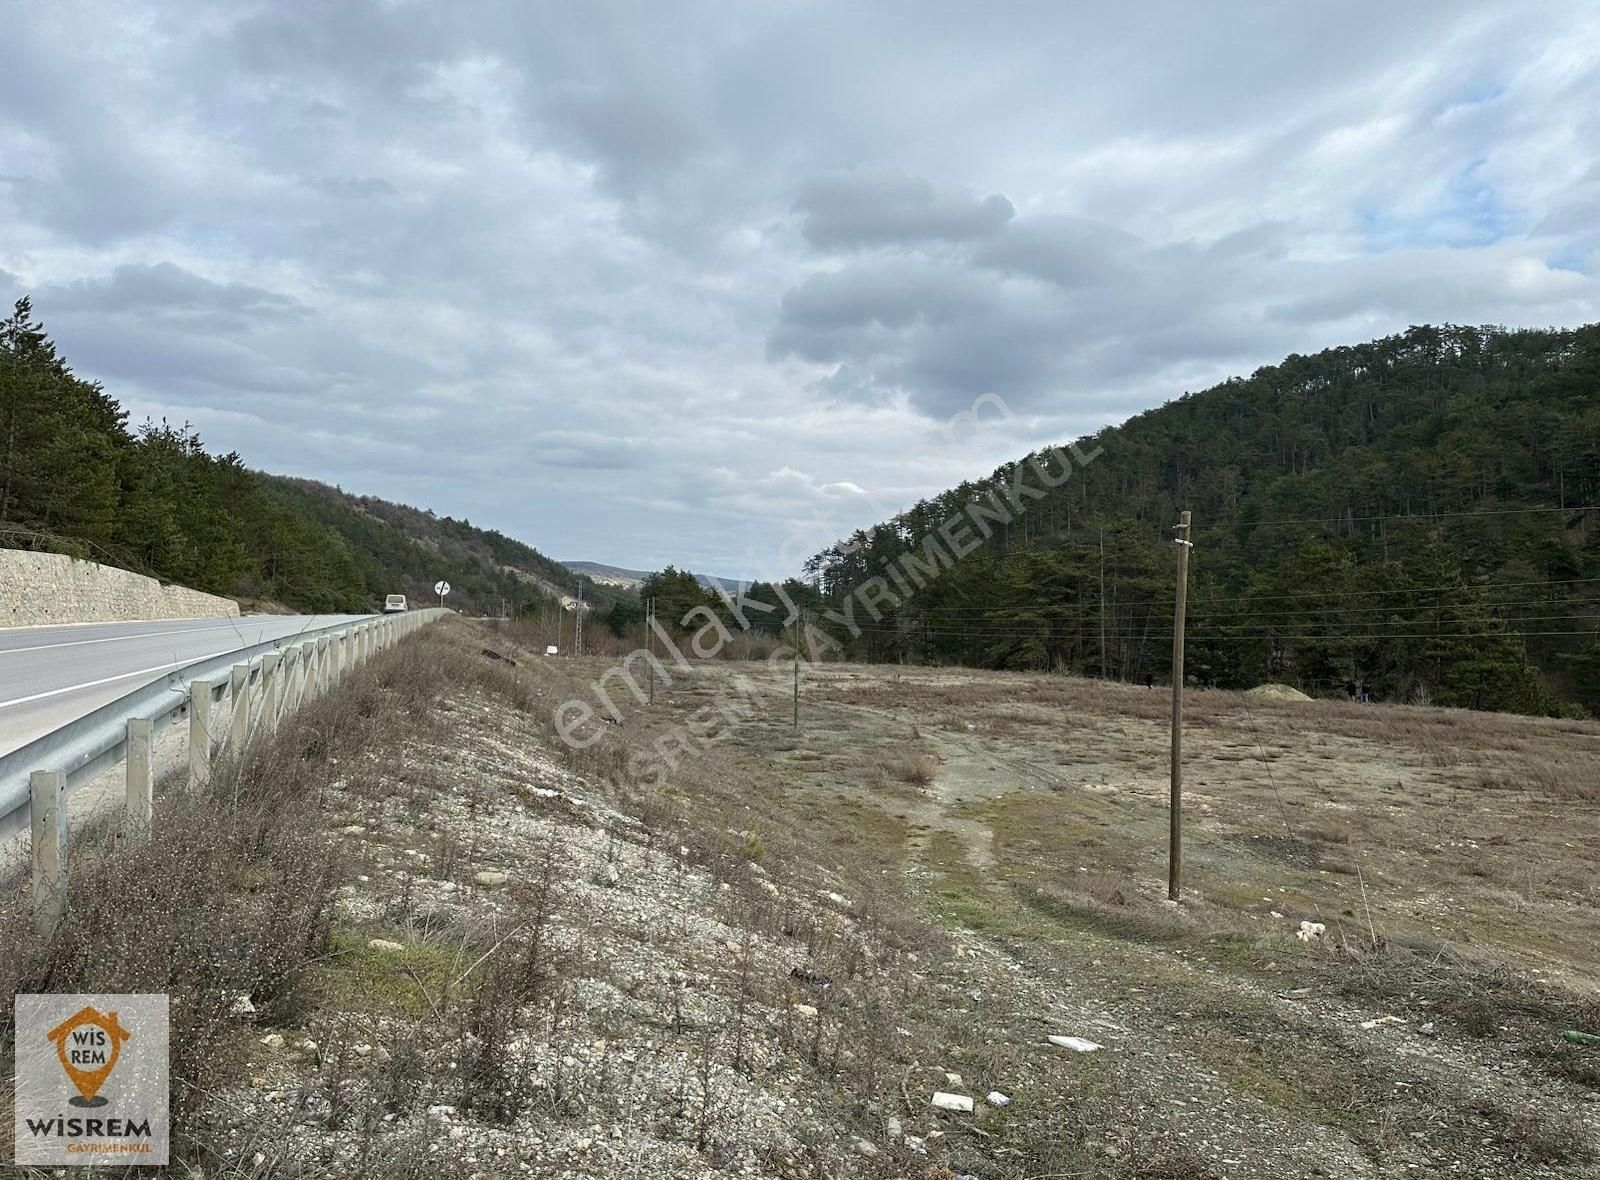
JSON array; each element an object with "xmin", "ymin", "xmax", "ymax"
[{"xmin": 201, "ymin": 635, "xmax": 1600, "ymax": 1179}]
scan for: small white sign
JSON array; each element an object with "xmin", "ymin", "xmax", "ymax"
[
  {"xmin": 545, "ymin": 645, "xmax": 559, "ymax": 656},
  {"xmin": 14, "ymin": 993, "xmax": 170, "ymax": 1166},
  {"xmin": 433, "ymin": 580, "xmax": 451, "ymax": 597}
]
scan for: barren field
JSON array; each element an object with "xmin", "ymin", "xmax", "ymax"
[
  {"xmin": 617, "ymin": 652, "xmax": 1600, "ymax": 1177},
  {"xmin": 11, "ymin": 620, "xmax": 1597, "ymax": 1179}
]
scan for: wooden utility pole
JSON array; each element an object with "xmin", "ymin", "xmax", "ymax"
[
  {"xmin": 575, "ymin": 584, "xmax": 584, "ymax": 657},
  {"xmin": 792, "ymin": 609, "xmax": 801, "ymax": 729},
  {"xmin": 647, "ymin": 598, "xmax": 655, "ymax": 704},
  {"xmin": 1098, "ymin": 529, "xmax": 1107, "ymax": 678},
  {"xmin": 1168, "ymin": 509, "xmax": 1192, "ymax": 902}
]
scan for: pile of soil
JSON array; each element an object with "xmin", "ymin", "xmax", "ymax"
[{"xmin": 1245, "ymin": 682, "xmax": 1312, "ymax": 701}]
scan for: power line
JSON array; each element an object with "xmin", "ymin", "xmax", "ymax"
[
  {"xmin": 853, "ymin": 577, "xmax": 1600, "ymax": 616},
  {"xmin": 844, "ymin": 593, "xmax": 1600, "ymax": 628},
  {"xmin": 844, "ymin": 620, "xmax": 1599, "ymax": 642},
  {"xmin": 907, "ymin": 588, "xmax": 1600, "ymax": 624},
  {"xmin": 1202, "ymin": 503, "xmax": 1600, "ymax": 529},
  {"xmin": 1187, "ymin": 628, "xmax": 1598, "ymax": 642}
]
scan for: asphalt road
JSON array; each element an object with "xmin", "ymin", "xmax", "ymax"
[{"xmin": 0, "ymin": 614, "xmax": 372, "ymax": 757}]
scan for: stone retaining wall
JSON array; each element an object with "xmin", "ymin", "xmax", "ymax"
[{"xmin": 0, "ymin": 549, "xmax": 240, "ymax": 628}]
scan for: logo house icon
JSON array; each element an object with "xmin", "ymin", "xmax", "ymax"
[{"xmin": 45, "ymin": 1005, "xmax": 132, "ymax": 1108}]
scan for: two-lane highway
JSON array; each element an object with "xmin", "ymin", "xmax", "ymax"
[{"xmin": 0, "ymin": 614, "xmax": 372, "ymax": 756}]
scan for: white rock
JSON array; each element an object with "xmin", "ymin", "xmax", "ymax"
[
  {"xmin": 427, "ymin": 1105, "xmax": 457, "ymax": 1120},
  {"xmin": 474, "ymin": 870, "xmax": 510, "ymax": 887},
  {"xmin": 904, "ymin": 1135, "xmax": 927, "ymax": 1153},
  {"xmin": 259, "ymin": 1033, "xmax": 286, "ymax": 1050},
  {"xmin": 987, "ymin": 1091, "xmax": 1011, "ymax": 1107},
  {"xmin": 1296, "ymin": 920, "xmax": 1326, "ymax": 943},
  {"xmin": 944, "ymin": 1071, "xmax": 963, "ymax": 1085},
  {"xmin": 852, "ymin": 1138, "xmax": 877, "ymax": 1157},
  {"xmin": 886, "ymin": 1117, "xmax": 902, "ymax": 1139},
  {"xmin": 367, "ymin": 938, "xmax": 405, "ymax": 953},
  {"xmin": 1048, "ymin": 1035, "xmax": 1103, "ymax": 1053},
  {"xmin": 229, "ymin": 994, "xmax": 256, "ymax": 1017},
  {"xmin": 931, "ymin": 1091, "xmax": 973, "ymax": 1113},
  {"xmin": 793, "ymin": 1003, "xmax": 819, "ymax": 1019},
  {"xmin": 352, "ymin": 1043, "xmax": 373, "ymax": 1057}
]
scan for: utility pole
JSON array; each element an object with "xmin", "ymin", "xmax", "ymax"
[
  {"xmin": 1098, "ymin": 529, "xmax": 1107, "ymax": 679},
  {"xmin": 575, "ymin": 584, "xmax": 584, "ymax": 657},
  {"xmin": 1168, "ymin": 509, "xmax": 1192, "ymax": 902},
  {"xmin": 792, "ymin": 608, "xmax": 801, "ymax": 730},
  {"xmin": 647, "ymin": 598, "xmax": 655, "ymax": 704}
]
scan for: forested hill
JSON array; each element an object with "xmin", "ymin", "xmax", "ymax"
[
  {"xmin": 0, "ymin": 297, "xmax": 605, "ymax": 616},
  {"xmin": 807, "ymin": 324, "xmax": 1600, "ymax": 716},
  {"xmin": 255, "ymin": 474, "xmax": 624, "ymax": 613}
]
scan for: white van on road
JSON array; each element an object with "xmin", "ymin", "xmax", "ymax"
[{"xmin": 383, "ymin": 594, "xmax": 408, "ymax": 613}]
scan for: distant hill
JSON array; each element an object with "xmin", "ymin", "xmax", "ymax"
[
  {"xmin": 256, "ymin": 477, "xmax": 625, "ymax": 615},
  {"xmin": 808, "ymin": 323, "xmax": 1600, "ymax": 715},
  {"xmin": 0, "ymin": 296, "xmax": 610, "ymax": 617},
  {"xmin": 563, "ymin": 560, "xmax": 741, "ymax": 593}
]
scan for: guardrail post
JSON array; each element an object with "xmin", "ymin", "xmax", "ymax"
[
  {"xmin": 333, "ymin": 632, "xmax": 346, "ymax": 683},
  {"xmin": 263, "ymin": 652, "xmax": 283, "ymax": 734},
  {"xmin": 31, "ymin": 769, "xmax": 66, "ymax": 936},
  {"xmin": 316, "ymin": 636, "xmax": 330, "ymax": 695},
  {"xmin": 285, "ymin": 645, "xmax": 300, "ymax": 711},
  {"xmin": 126, "ymin": 717, "xmax": 153, "ymax": 834},
  {"xmin": 190, "ymin": 679, "xmax": 217, "ymax": 788},
  {"xmin": 230, "ymin": 664, "xmax": 250, "ymax": 752}
]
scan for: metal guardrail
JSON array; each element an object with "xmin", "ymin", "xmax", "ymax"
[{"xmin": 2, "ymin": 607, "xmax": 449, "ymax": 934}]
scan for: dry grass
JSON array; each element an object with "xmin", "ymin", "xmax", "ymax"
[
  {"xmin": 892, "ymin": 751, "xmax": 938, "ymax": 785},
  {"xmin": 9, "ymin": 630, "xmax": 1596, "ymax": 1177},
  {"xmin": 0, "ymin": 623, "xmax": 563, "ymax": 1172},
  {"xmin": 620, "ymin": 657, "xmax": 1600, "ymax": 1175}
]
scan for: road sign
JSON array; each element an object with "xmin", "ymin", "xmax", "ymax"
[{"xmin": 434, "ymin": 581, "xmax": 451, "ymax": 598}]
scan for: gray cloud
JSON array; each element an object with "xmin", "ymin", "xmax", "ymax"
[
  {"xmin": 1, "ymin": 0, "xmax": 1597, "ymax": 575},
  {"xmin": 45, "ymin": 264, "xmax": 307, "ymax": 324},
  {"xmin": 798, "ymin": 171, "xmax": 1015, "ymax": 250}
]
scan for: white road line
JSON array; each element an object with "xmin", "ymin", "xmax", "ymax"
[
  {"xmin": 0, "ymin": 645, "xmax": 257, "ymax": 710},
  {"xmin": 0, "ymin": 622, "xmax": 246, "ymax": 656}
]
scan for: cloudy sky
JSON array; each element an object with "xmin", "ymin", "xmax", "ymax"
[{"xmin": 4, "ymin": 2, "xmax": 1598, "ymax": 578}]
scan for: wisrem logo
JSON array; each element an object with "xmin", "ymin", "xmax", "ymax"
[{"xmin": 14, "ymin": 994, "xmax": 169, "ymax": 1166}]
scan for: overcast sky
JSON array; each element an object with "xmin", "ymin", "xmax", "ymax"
[{"xmin": 4, "ymin": 2, "xmax": 1598, "ymax": 578}]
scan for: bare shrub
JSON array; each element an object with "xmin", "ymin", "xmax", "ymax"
[
  {"xmin": 1305, "ymin": 820, "xmax": 1352, "ymax": 844},
  {"xmin": 892, "ymin": 752, "xmax": 937, "ymax": 785},
  {"xmin": 0, "ymin": 619, "xmax": 484, "ymax": 1171}
]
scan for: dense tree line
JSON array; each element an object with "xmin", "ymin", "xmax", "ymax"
[
  {"xmin": 0, "ymin": 298, "xmax": 598, "ymax": 616},
  {"xmin": 805, "ymin": 324, "xmax": 1600, "ymax": 716},
  {"xmin": 601, "ymin": 566, "xmax": 823, "ymax": 647}
]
